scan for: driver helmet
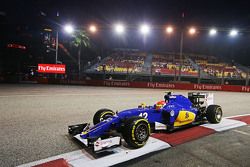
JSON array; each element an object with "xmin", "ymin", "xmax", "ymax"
[{"xmin": 155, "ymin": 100, "xmax": 166, "ymax": 110}]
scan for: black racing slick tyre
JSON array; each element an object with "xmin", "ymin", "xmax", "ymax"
[
  {"xmin": 206, "ymin": 105, "xmax": 223, "ymax": 123},
  {"xmin": 122, "ymin": 116, "xmax": 150, "ymax": 148},
  {"xmin": 93, "ymin": 108, "xmax": 115, "ymax": 125}
]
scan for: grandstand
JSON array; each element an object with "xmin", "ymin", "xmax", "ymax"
[
  {"xmin": 93, "ymin": 49, "xmax": 146, "ymax": 73},
  {"xmin": 188, "ymin": 54, "xmax": 246, "ymax": 79},
  {"xmin": 84, "ymin": 49, "xmax": 249, "ymax": 85},
  {"xmin": 151, "ymin": 53, "xmax": 198, "ymax": 76}
]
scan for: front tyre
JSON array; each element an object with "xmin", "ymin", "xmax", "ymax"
[
  {"xmin": 206, "ymin": 105, "xmax": 223, "ymax": 123},
  {"xmin": 122, "ymin": 116, "xmax": 150, "ymax": 148},
  {"xmin": 93, "ymin": 108, "xmax": 115, "ymax": 125}
]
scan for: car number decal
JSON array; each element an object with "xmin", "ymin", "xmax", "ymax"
[{"xmin": 139, "ymin": 112, "xmax": 148, "ymax": 119}]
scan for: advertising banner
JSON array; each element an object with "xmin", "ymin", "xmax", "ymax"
[
  {"xmin": 38, "ymin": 64, "xmax": 66, "ymax": 74},
  {"xmin": 86, "ymin": 80, "xmax": 250, "ymax": 93},
  {"xmin": 37, "ymin": 78, "xmax": 250, "ymax": 93}
]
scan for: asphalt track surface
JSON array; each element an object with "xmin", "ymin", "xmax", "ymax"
[{"xmin": 0, "ymin": 84, "xmax": 250, "ymax": 167}]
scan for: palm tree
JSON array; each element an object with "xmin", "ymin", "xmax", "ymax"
[{"xmin": 71, "ymin": 30, "xmax": 90, "ymax": 79}]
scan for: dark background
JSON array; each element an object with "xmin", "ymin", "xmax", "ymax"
[{"xmin": 0, "ymin": 0, "xmax": 250, "ymax": 68}]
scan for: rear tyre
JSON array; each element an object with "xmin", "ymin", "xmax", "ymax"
[
  {"xmin": 206, "ymin": 105, "xmax": 223, "ymax": 123},
  {"xmin": 93, "ymin": 108, "xmax": 115, "ymax": 125},
  {"xmin": 122, "ymin": 116, "xmax": 150, "ymax": 148}
]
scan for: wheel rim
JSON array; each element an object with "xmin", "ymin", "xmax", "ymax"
[
  {"xmin": 216, "ymin": 108, "xmax": 222, "ymax": 121},
  {"xmin": 135, "ymin": 124, "xmax": 148, "ymax": 142}
]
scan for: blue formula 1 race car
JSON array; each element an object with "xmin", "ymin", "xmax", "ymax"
[{"xmin": 68, "ymin": 92, "xmax": 222, "ymax": 151}]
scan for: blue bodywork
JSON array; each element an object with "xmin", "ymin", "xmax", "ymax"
[{"xmin": 80, "ymin": 94, "xmax": 199, "ymax": 139}]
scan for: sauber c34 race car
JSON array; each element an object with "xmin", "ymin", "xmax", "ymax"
[{"xmin": 68, "ymin": 92, "xmax": 222, "ymax": 152}]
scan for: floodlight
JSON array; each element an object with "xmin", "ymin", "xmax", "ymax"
[
  {"xmin": 189, "ymin": 27, "xmax": 196, "ymax": 35},
  {"xmin": 89, "ymin": 25, "xmax": 97, "ymax": 33},
  {"xmin": 209, "ymin": 28, "xmax": 217, "ymax": 36},
  {"xmin": 64, "ymin": 24, "xmax": 74, "ymax": 34},
  {"xmin": 114, "ymin": 23, "xmax": 125, "ymax": 34},
  {"xmin": 140, "ymin": 24, "xmax": 150, "ymax": 35},
  {"xmin": 229, "ymin": 29, "xmax": 238, "ymax": 37},
  {"xmin": 166, "ymin": 26, "xmax": 173, "ymax": 34}
]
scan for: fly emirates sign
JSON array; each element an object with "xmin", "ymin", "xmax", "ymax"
[{"xmin": 38, "ymin": 64, "xmax": 66, "ymax": 74}]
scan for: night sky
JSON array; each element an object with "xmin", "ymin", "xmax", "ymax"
[{"xmin": 1, "ymin": 0, "xmax": 250, "ymax": 65}]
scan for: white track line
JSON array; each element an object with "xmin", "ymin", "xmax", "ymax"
[
  {"xmin": 232, "ymin": 129, "xmax": 250, "ymax": 136},
  {"xmin": 225, "ymin": 113, "xmax": 250, "ymax": 118}
]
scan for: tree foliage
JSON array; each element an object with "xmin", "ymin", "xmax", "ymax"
[{"xmin": 71, "ymin": 30, "xmax": 90, "ymax": 48}]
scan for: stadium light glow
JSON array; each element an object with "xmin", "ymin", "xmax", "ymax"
[
  {"xmin": 166, "ymin": 26, "xmax": 173, "ymax": 34},
  {"xmin": 188, "ymin": 27, "xmax": 196, "ymax": 35},
  {"xmin": 229, "ymin": 29, "xmax": 238, "ymax": 37},
  {"xmin": 209, "ymin": 28, "xmax": 217, "ymax": 36},
  {"xmin": 140, "ymin": 24, "xmax": 150, "ymax": 35},
  {"xmin": 64, "ymin": 24, "xmax": 74, "ymax": 34},
  {"xmin": 89, "ymin": 25, "xmax": 97, "ymax": 33},
  {"xmin": 114, "ymin": 23, "xmax": 125, "ymax": 34}
]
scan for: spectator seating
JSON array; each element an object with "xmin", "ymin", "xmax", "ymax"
[
  {"xmin": 152, "ymin": 53, "xmax": 198, "ymax": 76},
  {"xmin": 96, "ymin": 50, "xmax": 146, "ymax": 73},
  {"xmin": 92, "ymin": 51, "xmax": 247, "ymax": 79},
  {"xmin": 191, "ymin": 54, "xmax": 244, "ymax": 78}
]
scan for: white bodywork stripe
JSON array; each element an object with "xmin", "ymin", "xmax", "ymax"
[
  {"xmin": 74, "ymin": 134, "xmax": 88, "ymax": 146},
  {"xmin": 155, "ymin": 121, "xmax": 167, "ymax": 130}
]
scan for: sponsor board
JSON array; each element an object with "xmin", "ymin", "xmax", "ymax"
[
  {"xmin": 43, "ymin": 79, "xmax": 250, "ymax": 93},
  {"xmin": 38, "ymin": 64, "xmax": 66, "ymax": 74},
  {"xmin": 147, "ymin": 82, "xmax": 175, "ymax": 89},
  {"xmin": 104, "ymin": 80, "xmax": 130, "ymax": 87},
  {"xmin": 193, "ymin": 84, "xmax": 222, "ymax": 91},
  {"xmin": 241, "ymin": 86, "xmax": 250, "ymax": 92}
]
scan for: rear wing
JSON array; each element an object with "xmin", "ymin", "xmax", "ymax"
[{"xmin": 188, "ymin": 92, "xmax": 214, "ymax": 107}]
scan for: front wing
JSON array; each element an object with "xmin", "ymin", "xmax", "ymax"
[{"xmin": 68, "ymin": 123, "xmax": 121, "ymax": 152}]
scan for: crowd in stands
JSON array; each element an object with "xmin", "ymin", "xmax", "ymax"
[
  {"xmin": 96, "ymin": 50, "xmax": 146, "ymax": 73},
  {"xmin": 92, "ymin": 50, "xmax": 248, "ymax": 79},
  {"xmin": 152, "ymin": 53, "xmax": 198, "ymax": 76},
  {"xmin": 191, "ymin": 55, "xmax": 246, "ymax": 79}
]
